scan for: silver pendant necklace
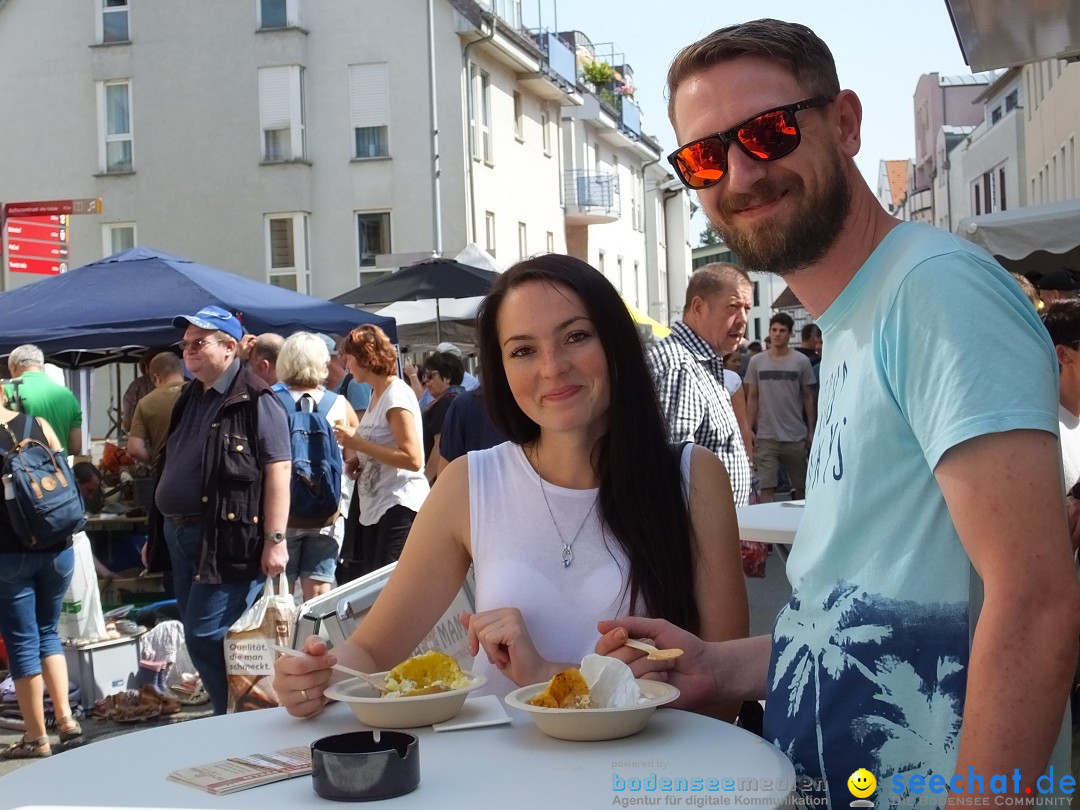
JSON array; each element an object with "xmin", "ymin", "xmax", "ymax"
[{"xmin": 532, "ymin": 444, "xmax": 598, "ymax": 568}]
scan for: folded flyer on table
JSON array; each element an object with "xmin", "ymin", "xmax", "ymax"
[{"xmin": 167, "ymin": 746, "xmax": 312, "ymax": 794}]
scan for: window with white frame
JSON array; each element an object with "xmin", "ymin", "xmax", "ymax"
[
  {"xmin": 546, "ymin": 231, "xmax": 554, "ymax": 253},
  {"xmin": 541, "ymin": 108, "xmax": 551, "ymax": 155},
  {"xmin": 98, "ymin": 0, "xmax": 129, "ymax": 44},
  {"xmin": 357, "ymin": 212, "xmax": 391, "ymax": 280},
  {"xmin": 258, "ymin": 0, "xmax": 299, "ymax": 29},
  {"xmin": 259, "ymin": 65, "xmax": 306, "ymax": 162},
  {"xmin": 349, "ymin": 63, "xmax": 389, "ymax": 159},
  {"xmin": 513, "ymin": 92, "xmax": 524, "ymax": 141},
  {"xmin": 102, "ymin": 222, "xmax": 135, "ymax": 256},
  {"xmin": 468, "ymin": 65, "xmax": 492, "ymax": 163},
  {"xmin": 517, "ymin": 222, "xmax": 527, "ymax": 259},
  {"xmin": 484, "ymin": 211, "xmax": 496, "ymax": 258},
  {"xmin": 266, "ymin": 214, "xmax": 310, "ymax": 293},
  {"xmin": 97, "ymin": 80, "xmax": 133, "ymax": 173}
]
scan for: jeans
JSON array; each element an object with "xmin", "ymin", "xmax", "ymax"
[
  {"xmin": 163, "ymin": 521, "xmax": 263, "ymax": 715},
  {"xmin": 0, "ymin": 548, "xmax": 75, "ymax": 679}
]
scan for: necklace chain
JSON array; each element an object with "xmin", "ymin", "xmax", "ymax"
[{"xmin": 533, "ymin": 444, "xmax": 597, "ymax": 568}]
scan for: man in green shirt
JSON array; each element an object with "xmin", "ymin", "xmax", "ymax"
[{"xmin": 6, "ymin": 344, "xmax": 83, "ymax": 455}]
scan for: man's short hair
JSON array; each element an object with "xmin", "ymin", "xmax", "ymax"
[
  {"xmin": 1041, "ymin": 299, "xmax": 1080, "ymax": 346},
  {"xmin": 72, "ymin": 461, "xmax": 101, "ymax": 485},
  {"xmin": 7, "ymin": 344, "xmax": 44, "ymax": 371},
  {"xmin": 666, "ymin": 18, "xmax": 841, "ymax": 129},
  {"xmin": 149, "ymin": 351, "xmax": 182, "ymax": 379},
  {"xmin": 683, "ymin": 263, "xmax": 751, "ymax": 314},
  {"xmin": 770, "ymin": 312, "xmax": 795, "ymax": 331},
  {"xmin": 801, "ymin": 323, "xmax": 821, "ymax": 341},
  {"xmin": 251, "ymin": 333, "xmax": 284, "ymax": 363}
]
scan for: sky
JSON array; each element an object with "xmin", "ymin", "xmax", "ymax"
[{"xmin": 521, "ymin": 0, "xmax": 974, "ymax": 239}]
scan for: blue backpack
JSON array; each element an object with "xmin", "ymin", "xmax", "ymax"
[
  {"xmin": 275, "ymin": 390, "xmax": 343, "ymax": 529},
  {"xmin": 1, "ymin": 414, "xmax": 86, "ymax": 550}
]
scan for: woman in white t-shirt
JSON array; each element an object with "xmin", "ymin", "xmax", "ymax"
[
  {"xmin": 276, "ymin": 332, "xmax": 359, "ymax": 601},
  {"xmin": 333, "ymin": 325, "xmax": 429, "ymax": 576}
]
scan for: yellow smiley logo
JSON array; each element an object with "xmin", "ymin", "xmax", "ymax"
[{"xmin": 847, "ymin": 768, "xmax": 877, "ymax": 798}]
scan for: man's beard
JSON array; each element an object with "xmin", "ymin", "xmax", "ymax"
[{"xmin": 711, "ymin": 152, "xmax": 851, "ymax": 276}]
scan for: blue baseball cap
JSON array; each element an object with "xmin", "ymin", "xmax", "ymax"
[{"xmin": 173, "ymin": 305, "xmax": 245, "ymax": 341}]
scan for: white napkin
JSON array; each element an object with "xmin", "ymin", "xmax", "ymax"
[{"xmin": 432, "ymin": 695, "xmax": 511, "ymax": 732}]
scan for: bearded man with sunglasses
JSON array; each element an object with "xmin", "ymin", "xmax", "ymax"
[{"xmin": 599, "ymin": 18, "xmax": 1078, "ymax": 807}]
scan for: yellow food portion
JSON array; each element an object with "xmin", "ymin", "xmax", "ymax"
[
  {"xmin": 384, "ymin": 650, "xmax": 470, "ymax": 695},
  {"xmin": 527, "ymin": 667, "xmax": 592, "ymax": 709}
]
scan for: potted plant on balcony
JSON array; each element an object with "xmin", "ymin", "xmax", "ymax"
[{"xmin": 581, "ymin": 58, "xmax": 616, "ymax": 91}]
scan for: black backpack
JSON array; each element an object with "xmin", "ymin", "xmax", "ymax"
[{"xmin": 1, "ymin": 414, "xmax": 86, "ymax": 550}]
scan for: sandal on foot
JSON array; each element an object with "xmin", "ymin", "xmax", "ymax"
[
  {"xmin": 57, "ymin": 716, "xmax": 83, "ymax": 743},
  {"xmin": 1, "ymin": 735, "xmax": 51, "ymax": 759}
]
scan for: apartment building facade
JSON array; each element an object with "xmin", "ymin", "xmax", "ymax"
[{"xmin": 0, "ymin": 0, "xmax": 690, "ymax": 322}]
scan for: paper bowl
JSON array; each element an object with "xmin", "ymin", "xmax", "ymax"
[
  {"xmin": 325, "ymin": 672, "xmax": 486, "ymax": 729},
  {"xmin": 504, "ymin": 679, "xmax": 680, "ymax": 741}
]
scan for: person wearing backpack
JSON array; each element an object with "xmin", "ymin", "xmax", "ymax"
[
  {"xmin": 275, "ymin": 333, "xmax": 358, "ymax": 601},
  {"xmin": 0, "ymin": 388, "xmax": 84, "ymax": 758}
]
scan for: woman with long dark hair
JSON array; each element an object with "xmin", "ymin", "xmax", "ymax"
[{"xmin": 276, "ymin": 254, "xmax": 747, "ymax": 710}]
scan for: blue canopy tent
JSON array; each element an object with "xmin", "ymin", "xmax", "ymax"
[{"xmin": 0, "ymin": 247, "xmax": 396, "ymax": 367}]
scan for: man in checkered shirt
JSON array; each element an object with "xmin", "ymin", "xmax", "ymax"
[{"xmin": 646, "ymin": 263, "xmax": 753, "ymax": 506}]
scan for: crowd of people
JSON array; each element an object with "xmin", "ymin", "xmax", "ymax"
[{"xmin": 0, "ymin": 16, "xmax": 1077, "ymax": 807}]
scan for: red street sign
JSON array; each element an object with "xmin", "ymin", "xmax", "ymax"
[
  {"xmin": 3, "ymin": 198, "xmax": 101, "ymax": 218},
  {"xmin": 5, "ymin": 219, "xmax": 66, "ymax": 242},
  {"xmin": 8, "ymin": 256, "xmax": 66, "ymax": 275},
  {"xmin": 7, "ymin": 240, "xmax": 69, "ymax": 259}
]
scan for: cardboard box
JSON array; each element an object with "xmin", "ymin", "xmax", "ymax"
[{"xmin": 64, "ymin": 635, "xmax": 140, "ymax": 701}]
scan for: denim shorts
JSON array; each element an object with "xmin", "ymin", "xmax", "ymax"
[
  {"xmin": 285, "ymin": 532, "xmax": 340, "ymax": 583},
  {"xmin": 0, "ymin": 548, "xmax": 76, "ymax": 679}
]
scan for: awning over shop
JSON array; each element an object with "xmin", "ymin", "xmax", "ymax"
[{"xmin": 955, "ymin": 198, "xmax": 1080, "ymax": 277}]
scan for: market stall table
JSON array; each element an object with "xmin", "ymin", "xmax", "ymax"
[
  {"xmin": 1, "ymin": 700, "xmax": 796, "ymax": 809},
  {"xmin": 736, "ymin": 500, "xmax": 804, "ymax": 546}
]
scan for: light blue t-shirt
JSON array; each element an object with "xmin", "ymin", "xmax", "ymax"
[{"xmin": 763, "ymin": 223, "xmax": 1064, "ymax": 808}]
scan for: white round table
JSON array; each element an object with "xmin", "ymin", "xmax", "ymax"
[{"xmin": 2, "ymin": 701, "xmax": 795, "ymax": 809}]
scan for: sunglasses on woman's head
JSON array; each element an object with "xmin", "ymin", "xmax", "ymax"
[{"xmin": 667, "ymin": 96, "xmax": 834, "ymax": 190}]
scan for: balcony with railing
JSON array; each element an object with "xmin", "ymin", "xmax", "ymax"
[
  {"xmin": 520, "ymin": 29, "xmax": 581, "ymax": 102},
  {"xmin": 564, "ymin": 169, "xmax": 621, "ymax": 224}
]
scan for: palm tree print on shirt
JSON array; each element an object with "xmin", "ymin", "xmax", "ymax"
[{"xmin": 765, "ymin": 582, "xmax": 968, "ymax": 809}]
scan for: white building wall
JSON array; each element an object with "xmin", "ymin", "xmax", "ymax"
[{"xmin": 1022, "ymin": 59, "xmax": 1080, "ymax": 204}]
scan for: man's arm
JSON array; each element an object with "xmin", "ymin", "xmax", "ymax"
[
  {"xmin": 744, "ymin": 382, "xmax": 759, "ymax": 436},
  {"xmin": 67, "ymin": 425, "xmax": 83, "ymax": 456},
  {"xmin": 126, "ymin": 435, "xmax": 150, "ymax": 464},
  {"xmin": 936, "ymin": 429, "xmax": 1080, "ymax": 793},
  {"xmin": 651, "ymin": 361, "xmax": 703, "ymax": 444},
  {"xmin": 259, "ymin": 459, "xmax": 291, "ymax": 577},
  {"xmin": 801, "ymin": 383, "xmax": 816, "ymax": 444}
]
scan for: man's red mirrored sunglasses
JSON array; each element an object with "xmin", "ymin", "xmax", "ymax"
[{"xmin": 667, "ymin": 96, "xmax": 834, "ymax": 190}]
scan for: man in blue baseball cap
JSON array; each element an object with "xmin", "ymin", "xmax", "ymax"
[{"xmin": 146, "ymin": 304, "xmax": 292, "ymax": 714}]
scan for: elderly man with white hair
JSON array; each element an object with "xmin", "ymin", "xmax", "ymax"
[{"xmin": 4, "ymin": 344, "xmax": 83, "ymax": 456}]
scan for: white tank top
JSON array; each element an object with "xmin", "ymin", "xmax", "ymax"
[{"xmin": 467, "ymin": 441, "xmax": 692, "ymax": 697}]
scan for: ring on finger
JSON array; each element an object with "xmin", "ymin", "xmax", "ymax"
[{"xmin": 300, "ymin": 688, "xmax": 309, "ymax": 701}]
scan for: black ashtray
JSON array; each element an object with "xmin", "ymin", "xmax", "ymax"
[{"xmin": 311, "ymin": 730, "xmax": 420, "ymax": 802}]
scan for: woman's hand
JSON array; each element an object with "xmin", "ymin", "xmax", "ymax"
[
  {"xmin": 595, "ymin": 618, "xmax": 720, "ymax": 710},
  {"xmin": 273, "ymin": 635, "xmax": 337, "ymax": 718},
  {"xmin": 344, "ymin": 455, "xmax": 362, "ymax": 481},
  {"xmin": 459, "ymin": 608, "xmax": 560, "ymax": 687},
  {"xmin": 333, "ymin": 422, "xmax": 358, "ymax": 449}
]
